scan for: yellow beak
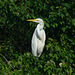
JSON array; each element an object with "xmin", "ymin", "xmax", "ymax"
[{"xmin": 27, "ymin": 19, "xmax": 38, "ymax": 22}]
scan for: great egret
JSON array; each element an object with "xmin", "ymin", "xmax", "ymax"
[{"xmin": 27, "ymin": 18, "xmax": 46, "ymax": 59}]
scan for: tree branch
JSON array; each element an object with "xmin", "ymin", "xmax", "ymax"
[{"xmin": 0, "ymin": 53, "xmax": 14, "ymax": 69}]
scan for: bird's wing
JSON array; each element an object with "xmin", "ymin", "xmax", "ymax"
[
  {"xmin": 31, "ymin": 29, "xmax": 37, "ymax": 57},
  {"xmin": 39, "ymin": 29, "xmax": 46, "ymax": 42},
  {"xmin": 43, "ymin": 30, "xmax": 46, "ymax": 42},
  {"xmin": 37, "ymin": 30, "xmax": 46, "ymax": 57}
]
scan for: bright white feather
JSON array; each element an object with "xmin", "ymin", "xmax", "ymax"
[{"xmin": 27, "ymin": 18, "xmax": 46, "ymax": 58}]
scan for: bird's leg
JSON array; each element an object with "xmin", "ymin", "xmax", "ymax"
[
  {"xmin": 36, "ymin": 57, "xmax": 39, "ymax": 59},
  {"xmin": 36, "ymin": 49, "xmax": 39, "ymax": 59}
]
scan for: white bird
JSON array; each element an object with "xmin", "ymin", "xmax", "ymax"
[{"xmin": 27, "ymin": 18, "xmax": 46, "ymax": 59}]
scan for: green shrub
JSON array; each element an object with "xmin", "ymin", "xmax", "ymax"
[{"xmin": 0, "ymin": 0, "xmax": 75, "ymax": 74}]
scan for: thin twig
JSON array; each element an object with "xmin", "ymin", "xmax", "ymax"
[{"xmin": 0, "ymin": 53, "xmax": 14, "ymax": 69}]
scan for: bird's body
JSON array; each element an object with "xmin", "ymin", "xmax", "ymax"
[
  {"xmin": 27, "ymin": 18, "xmax": 46, "ymax": 58},
  {"xmin": 32, "ymin": 24, "xmax": 46, "ymax": 57}
]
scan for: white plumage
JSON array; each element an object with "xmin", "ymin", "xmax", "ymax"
[{"xmin": 27, "ymin": 18, "xmax": 46, "ymax": 58}]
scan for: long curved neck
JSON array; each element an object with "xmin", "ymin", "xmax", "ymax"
[
  {"xmin": 40, "ymin": 22, "xmax": 44, "ymax": 29},
  {"xmin": 36, "ymin": 24, "xmax": 44, "ymax": 40}
]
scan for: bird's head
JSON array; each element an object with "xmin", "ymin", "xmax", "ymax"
[{"xmin": 27, "ymin": 18, "xmax": 44, "ymax": 25}]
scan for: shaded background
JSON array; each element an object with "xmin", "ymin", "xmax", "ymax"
[{"xmin": 0, "ymin": 0, "xmax": 75, "ymax": 74}]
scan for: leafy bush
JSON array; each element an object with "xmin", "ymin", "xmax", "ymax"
[{"xmin": 0, "ymin": 0, "xmax": 75, "ymax": 74}]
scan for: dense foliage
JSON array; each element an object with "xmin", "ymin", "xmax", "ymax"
[{"xmin": 0, "ymin": 0, "xmax": 75, "ymax": 74}]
